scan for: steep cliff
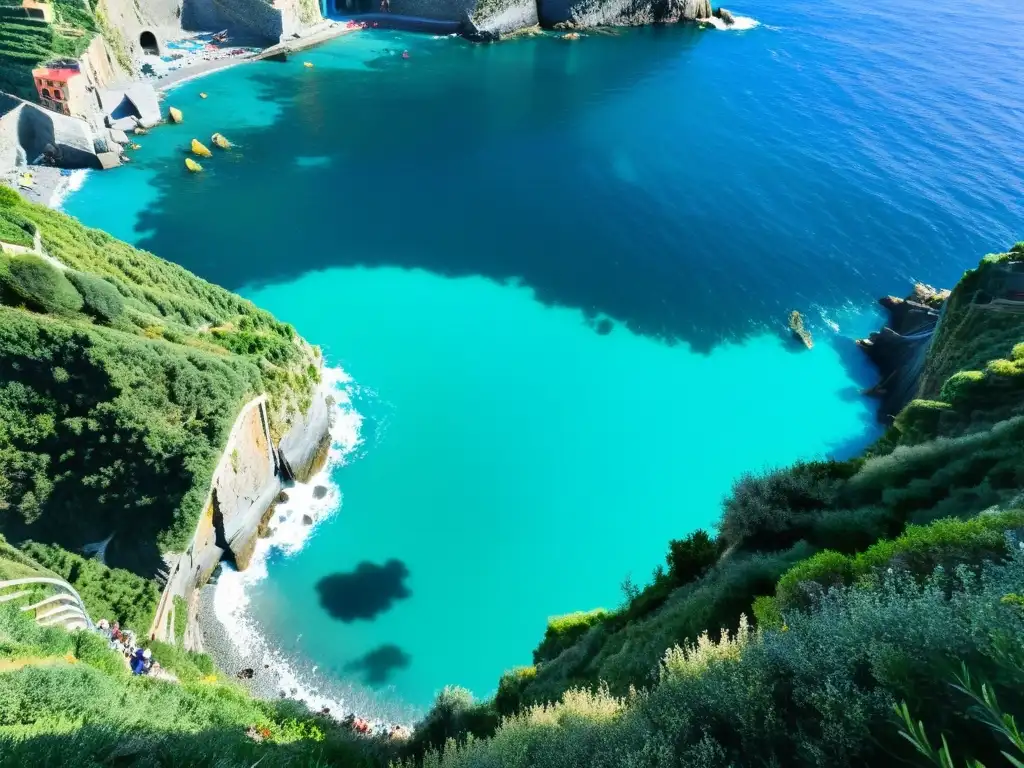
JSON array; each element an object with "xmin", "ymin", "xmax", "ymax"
[
  {"xmin": 537, "ymin": 0, "xmax": 710, "ymax": 28},
  {"xmin": 0, "ymin": 185, "xmax": 323, "ymax": 578}
]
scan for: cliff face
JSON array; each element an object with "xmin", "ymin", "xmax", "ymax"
[{"xmin": 536, "ymin": 0, "xmax": 710, "ymax": 27}]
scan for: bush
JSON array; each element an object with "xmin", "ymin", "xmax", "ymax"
[
  {"xmin": 65, "ymin": 270, "xmax": 124, "ymax": 323},
  {"xmin": 719, "ymin": 461, "xmax": 852, "ymax": 550},
  {"xmin": 751, "ymin": 595, "xmax": 782, "ymax": 630},
  {"xmin": 495, "ymin": 665, "xmax": 537, "ymax": 716},
  {"xmin": 143, "ymin": 639, "xmax": 215, "ymax": 683},
  {"xmin": 2, "ymin": 254, "xmax": 82, "ymax": 315},
  {"xmin": 533, "ymin": 610, "xmax": 609, "ymax": 664},
  {"xmin": 405, "ymin": 687, "xmax": 500, "ymax": 762},
  {"xmin": 666, "ymin": 528, "xmax": 718, "ymax": 586},
  {"xmin": 939, "ymin": 370, "xmax": 985, "ymax": 402},
  {"xmin": 0, "ymin": 208, "xmax": 34, "ymax": 248},
  {"xmin": 775, "ymin": 511, "xmax": 1024, "ymax": 610},
  {"xmin": 413, "ymin": 553, "xmax": 1024, "ymax": 768}
]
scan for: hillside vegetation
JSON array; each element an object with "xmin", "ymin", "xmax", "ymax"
[
  {"xmin": 0, "ymin": 186, "xmax": 320, "ymax": 573},
  {"xmin": 0, "ymin": 546, "xmax": 398, "ymax": 768},
  {"xmin": 400, "ymin": 244, "xmax": 1024, "ymax": 767}
]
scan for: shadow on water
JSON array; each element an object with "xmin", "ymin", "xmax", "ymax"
[
  {"xmin": 316, "ymin": 559, "xmax": 412, "ymax": 621},
  {"xmin": 125, "ymin": 27, "xmax": 857, "ymax": 354},
  {"xmin": 344, "ymin": 643, "xmax": 412, "ymax": 686}
]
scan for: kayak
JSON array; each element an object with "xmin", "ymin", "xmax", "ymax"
[
  {"xmin": 185, "ymin": 158, "xmax": 203, "ymax": 172},
  {"xmin": 191, "ymin": 139, "xmax": 212, "ymax": 157},
  {"xmin": 168, "ymin": 107, "xmax": 183, "ymax": 123},
  {"xmin": 211, "ymin": 133, "xmax": 231, "ymax": 149}
]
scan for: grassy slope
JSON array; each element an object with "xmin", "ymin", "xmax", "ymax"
[
  {"xmin": 400, "ymin": 245, "xmax": 1024, "ymax": 767},
  {"xmin": 0, "ymin": 187, "xmax": 320, "ymax": 573},
  {"xmin": 0, "ymin": 545, "xmax": 396, "ymax": 767}
]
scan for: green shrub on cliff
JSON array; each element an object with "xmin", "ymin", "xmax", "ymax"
[
  {"xmin": 0, "ymin": 193, "xmax": 319, "ymax": 571},
  {"xmin": 65, "ymin": 270, "xmax": 125, "ymax": 324},
  {"xmin": 410, "ymin": 551, "xmax": 1024, "ymax": 768},
  {"xmin": 533, "ymin": 609, "xmax": 609, "ymax": 664}
]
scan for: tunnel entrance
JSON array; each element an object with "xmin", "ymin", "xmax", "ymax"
[{"xmin": 139, "ymin": 30, "xmax": 159, "ymax": 55}]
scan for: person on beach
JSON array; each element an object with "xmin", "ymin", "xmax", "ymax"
[{"xmin": 131, "ymin": 647, "xmax": 151, "ymax": 675}]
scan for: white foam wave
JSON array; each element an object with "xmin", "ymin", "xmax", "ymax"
[
  {"xmin": 211, "ymin": 365, "xmax": 398, "ymax": 723},
  {"xmin": 702, "ymin": 14, "xmax": 759, "ymax": 31},
  {"xmin": 51, "ymin": 169, "xmax": 89, "ymax": 210}
]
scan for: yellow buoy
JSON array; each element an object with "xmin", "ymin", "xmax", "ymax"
[
  {"xmin": 185, "ymin": 158, "xmax": 203, "ymax": 172},
  {"xmin": 199, "ymin": 92, "xmax": 208, "ymax": 99},
  {"xmin": 168, "ymin": 106, "xmax": 183, "ymax": 123},
  {"xmin": 211, "ymin": 132, "xmax": 232, "ymax": 149},
  {"xmin": 303, "ymin": 61, "xmax": 314, "ymax": 68},
  {"xmin": 190, "ymin": 138, "xmax": 213, "ymax": 158}
]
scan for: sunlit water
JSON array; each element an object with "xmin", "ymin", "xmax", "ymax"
[{"xmin": 65, "ymin": 0, "xmax": 1024, "ymax": 718}]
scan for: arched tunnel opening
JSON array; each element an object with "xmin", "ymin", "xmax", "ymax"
[{"xmin": 140, "ymin": 30, "xmax": 159, "ymax": 55}]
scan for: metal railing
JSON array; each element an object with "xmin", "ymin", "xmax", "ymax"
[{"xmin": 0, "ymin": 577, "xmax": 94, "ymax": 632}]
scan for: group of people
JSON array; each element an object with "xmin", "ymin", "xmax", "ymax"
[
  {"xmin": 94, "ymin": 618, "xmax": 162, "ymax": 677},
  {"xmin": 341, "ymin": 714, "xmax": 409, "ymax": 740}
]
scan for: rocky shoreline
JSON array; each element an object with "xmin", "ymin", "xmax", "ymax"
[{"xmin": 857, "ymin": 283, "xmax": 949, "ymax": 421}]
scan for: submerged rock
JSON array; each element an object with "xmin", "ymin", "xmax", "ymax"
[
  {"xmin": 788, "ymin": 310, "xmax": 813, "ymax": 350},
  {"xmin": 302, "ymin": 514, "xmax": 314, "ymax": 526},
  {"xmin": 312, "ymin": 485, "xmax": 328, "ymax": 500},
  {"xmin": 714, "ymin": 6, "xmax": 735, "ymax": 24}
]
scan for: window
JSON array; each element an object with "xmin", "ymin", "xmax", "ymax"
[
  {"xmin": 41, "ymin": 87, "xmax": 50, "ymax": 98},
  {"xmin": 53, "ymin": 89, "xmax": 63, "ymax": 100}
]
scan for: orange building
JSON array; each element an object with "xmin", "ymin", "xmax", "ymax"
[{"xmin": 32, "ymin": 66, "xmax": 88, "ymax": 118}]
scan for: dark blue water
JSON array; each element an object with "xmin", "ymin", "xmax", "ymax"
[{"xmin": 65, "ymin": 0, "xmax": 1024, "ymax": 717}]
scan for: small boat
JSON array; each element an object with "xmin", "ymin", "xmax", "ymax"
[
  {"xmin": 134, "ymin": 127, "xmax": 148, "ymax": 136},
  {"xmin": 168, "ymin": 107, "xmax": 183, "ymax": 123},
  {"xmin": 127, "ymin": 142, "xmax": 142, "ymax": 150},
  {"xmin": 211, "ymin": 132, "xmax": 232, "ymax": 149},
  {"xmin": 191, "ymin": 139, "xmax": 213, "ymax": 157},
  {"xmin": 303, "ymin": 61, "xmax": 314, "ymax": 68},
  {"xmin": 185, "ymin": 158, "xmax": 203, "ymax": 172},
  {"xmin": 199, "ymin": 92, "xmax": 208, "ymax": 99}
]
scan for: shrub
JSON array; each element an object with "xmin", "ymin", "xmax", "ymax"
[
  {"xmin": 0, "ymin": 208, "xmax": 34, "ymax": 248},
  {"xmin": 940, "ymin": 370, "xmax": 986, "ymax": 403},
  {"xmin": 751, "ymin": 595, "xmax": 782, "ymax": 630},
  {"xmin": 2, "ymin": 254, "xmax": 82, "ymax": 315},
  {"xmin": 775, "ymin": 511, "xmax": 1024, "ymax": 610},
  {"xmin": 405, "ymin": 687, "xmax": 500, "ymax": 762},
  {"xmin": 719, "ymin": 461, "xmax": 851, "ymax": 550},
  {"xmin": 666, "ymin": 528, "xmax": 718, "ymax": 586},
  {"xmin": 495, "ymin": 665, "xmax": 537, "ymax": 716},
  {"xmin": 533, "ymin": 609, "xmax": 609, "ymax": 664},
  {"xmin": 143, "ymin": 639, "xmax": 215, "ymax": 683},
  {"xmin": 65, "ymin": 270, "xmax": 124, "ymax": 323}
]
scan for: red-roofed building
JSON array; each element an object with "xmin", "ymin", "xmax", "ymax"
[{"xmin": 32, "ymin": 66, "xmax": 88, "ymax": 118}]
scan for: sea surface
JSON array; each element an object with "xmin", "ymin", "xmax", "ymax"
[{"xmin": 65, "ymin": 0, "xmax": 1024, "ymax": 720}]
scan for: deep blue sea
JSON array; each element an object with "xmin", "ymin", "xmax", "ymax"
[{"xmin": 65, "ymin": 0, "xmax": 1024, "ymax": 721}]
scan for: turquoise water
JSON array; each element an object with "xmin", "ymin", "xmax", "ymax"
[{"xmin": 64, "ymin": 0, "xmax": 1024, "ymax": 717}]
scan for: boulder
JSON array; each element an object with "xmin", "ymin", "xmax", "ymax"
[
  {"xmin": 108, "ymin": 128, "xmax": 129, "ymax": 145},
  {"xmin": 714, "ymin": 6, "xmax": 734, "ymax": 23},
  {"xmin": 96, "ymin": 152, "xmax": 122, "ymax": 170},
  {"xmin": 302, "ymin": 514, "xmax": 314, "ymax": 525},
  {"xmin": 312, "ymin": 485, "xmax": 328, "ymax": 500},
  {"xmin": 16, "ymin": 103, "xmax": 98, "ymax": 169},
  {"xmin": 236, "ymin": 667, "xmax": 255, "ymax": 679}
]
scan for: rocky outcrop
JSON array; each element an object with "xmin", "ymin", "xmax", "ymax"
[
  {"xmin": 10, "ymin": 99, "xmax": 99, "ymax": 169},
  {"xmin": 788, "ymin": 310, "xmax": 813, "ymax": 349},
  {"xmin": 537, "ymin": 0, "xmax": 710, "ymax": 28},
  {"xmin": 278, "ymin": 388, "xmax": 332, "ymax": 483},
  {"xmin": 857, "ymin": 283, "xmax": 948, "ymax": 421}
]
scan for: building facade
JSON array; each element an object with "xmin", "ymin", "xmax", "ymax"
[{"xmin": 32, "ymin": 66, "xmax": 88, "ymax": 118}]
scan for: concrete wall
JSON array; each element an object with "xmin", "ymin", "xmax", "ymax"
[{"xmin": 182, "ymin": 0, "xmax": 299, "ymax": 44}]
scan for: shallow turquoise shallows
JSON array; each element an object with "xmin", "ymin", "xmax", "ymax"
[{"xmin": 65, "ymin": 0, "xmax": 1024, "ymax": 718}]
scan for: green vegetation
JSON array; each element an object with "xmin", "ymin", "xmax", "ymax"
[
  {"xmin": 0, "ymin": 191, "xmax": 320, "ymax": 572},
  {"xmin": 172, "ymin": 595, "xmax": 187, "ymax": 644},
  {"xmin": 0, "ymin": 206, "xmax": 34, "ymax": 248},
  {"xmin": 19, "ymin": 542, "xmax": 161, "ymax": 633},
  {"xmin": 0, "ymin": 599, "xmax": 397, "ymax": 767},
  {"xmin": 0, "ymin": 0, "xmax": 97, "ymax": 99}
]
